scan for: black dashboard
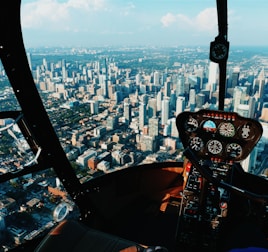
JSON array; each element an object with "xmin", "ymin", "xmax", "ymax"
[{"xmin": 177, "ymin": 109, "xmax": 263, "ymax": 163}]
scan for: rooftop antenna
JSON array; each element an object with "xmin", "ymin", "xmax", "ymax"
[{"xmin": 209, "ymin": 0, "xmax": 229, "ymax": 111}]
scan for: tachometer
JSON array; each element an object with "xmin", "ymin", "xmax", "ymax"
[
  {"xmin": 189, "ymin": 137, "xmax": 204, "ymax": 151},
  {"xmin": 185, "ymin": 116, "xmax": 198, "ymax": 132},
  {"xmin": 218, "ymin": 122, "xmax": 235, "ymax": 137},
  {"xmin": 207, "ymin": 140, "xmax": 223, "ymax": 155},
  {"xmin": 226, "ymin": 143, "xmax": 242, "ymax": 158}
]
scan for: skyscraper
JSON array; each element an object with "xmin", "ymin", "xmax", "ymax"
[
  {"xmin": 157, "ymin": 91, "xmax": 163, "ymax": 112},
  {"xmin": 176, "ymin": 96, "xmax": 186, "ymax": 116},
  {"xmin": 148, "ymin": 98, "xmax": 157, "ymax": 118},
  {"xmin": 148, "ymin": 117, "xmax": 159, "ymax": 137},
  {"xmin": 124, "ymin": 98, "xmax": 131, "ymax": 126},
  {"xmin": 161, "ymin": 97, "xmax": 170, "ymax": 126},
  {"xmin": 176, "ymin": 75, "xmax": 185, "ymax": 96},
  {"xmin": 153, "ymin": 71, "xmax": 160, "ymax": 86},
  {"xmin": 189, "ymin": 88, "xmax": 196, "ymax": 111},
  {"xmin": 139, "ymin": 103, "xmax": 147, "ymax": 130}
]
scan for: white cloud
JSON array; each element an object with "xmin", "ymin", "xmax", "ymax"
[
  {"xmin": 160, "ymin": 13, "xmax": 177, "ymax": 27},
  {"xmin": 67, "ymin": 0, "xmax": 105, "ymax": 11},
  {"xmin": 161, "ymin": 8, "xmax": 217, "ymax": 33},
  {"xmin": 21, "ymin": 0, "xmax": 106, "ymax": 29}
]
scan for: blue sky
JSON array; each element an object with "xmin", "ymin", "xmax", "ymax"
[{"xmin": 21, "ymin": 0, "xmax": 268, "ymax": 48}]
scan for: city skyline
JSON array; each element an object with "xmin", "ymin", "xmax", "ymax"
[{"xmin": 21, "ymin": 0, "xmax": 268, "ymax": 48}]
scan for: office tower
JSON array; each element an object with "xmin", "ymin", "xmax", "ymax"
[
  {"xmin": 195, "ymin": 67, "xmax": 204, "ymax": 90},
  {"xmin": 139, "ymin": 103, "xmax": 147, "ymax": 130},
  {"xmin": 229, "ymin": 67, "xmax": 240, "ymax": 88},
  {"xmin": 170, "ymin": 118, "xmax": 178, "ymax": 138},
  {"xmin": 176, "ymin": 75, "xmax": 185, "ymax": 96},
  {"xmin": 140, "ymin": 135, "xmax": 157, "ymax": 152},
  {"xmin": 176, "ymin": 96, "xmax": 185, "ymax": 116},
  {"xmin": 42, "ymin": 58, "xmax": 48, "ymax": 70},
  {"xmin": 124, "ymin": 98, "xmax": 131, "ymax": 126},
  {"xmin": 157, "ymin": 90, "xmax": 163, "ymax": 112},
  {"xmin": 232, "ymin": 86, "xmax": 239, "ymax": 110},
  {"xmin": 99, "ymin": 74, "xmax": 108, "ymax": 98},
  {"xmin": 208, "ymin": 62, "xmax": 218, "ymax": 85},
  {"xmin": 170, "ymin": 91, "xmax": 177, "ymax": 111},
  {"xmin": 244, "ymin": 81, "xmax": 253, "ymax": 96},
  {"xmin": 136, "ymin": 73, "xmax": 141, "ymax": 85},
  {"xmin": 233, "ymin": 86, "xmax": 247, "ymax": 112},
  {"xmin": 248, "ymin": 96, "xmax": 256, "ymax": 119},
  {"xmin": 148, "ymin": 98, "xmax": 157, "ymax": 118},
  {"xmin": 189, "ymin": 88, "xmax": 196, "ymax": 111},
  {"xmin": 153, "ymin": 71, "xmax": 160, "ymax": 86},
  {"xmin": 196, "ymin": 93, "xmax": 206, "ymax": 108},
  {"xmin": 208, "ymin": 61, "xmax": 218, "ymax": 91},
  {"xmin": 164, "ymin": 81, "xmax": 171, "ymax": 97},
  {"xmin": 62, "ymin": 65, "xmax": 67, "ymax": 80},
  {"xmin": 148, "ymin": 117, "xmax": 159, "ymax": 137},
  {"xmin": 161, "ymin": 97, "xmax": 170, "ymax": 125},
  {"xmin": 89, "ymin": 100, "xmax": 99, "ymax": 115},
  {"xmin": 254, "ymin": 67, "xmax": 265, "ymax": 97},
  {"xmin": 107, "ymin": 116, "xmax": 118, "ymax": 130},
  {"xmin": 140, "ymin": 94, "xmax": 148, "ymax": 105},
  {"xmin": 163, "ymin": 124, "xmax": 171, "ymax": 137}
]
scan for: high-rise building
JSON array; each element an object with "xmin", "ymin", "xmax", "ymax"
[
  {"xmin": 176, "ymin": 96, "xmax": 186, "ymax": 116},
  {"xmin": 248, "ymin": 96, "xmax": 256, "ymax": 119},
  {"xmin": 89, "ymin": 100, "xmax": 99, "ymax": 115},
  {"xmin": 164, "ymin": 81, "xmax": 171, "ymax": 97},
  {"xmin": 233, "ymin": 86, "xmax": 246, "ymax": 112},
  {"xmin": 148, "ymin": 117, "xmax": 159, "ymax": 137},
  {"xmin": 107, "ymin": 116, "xmax": 118, "ymax": 130},
  {"xmin": 189, "ymin": 88, "xmax": 196, "ymax": 111},
  {"xmin": 208, "ymin": 62, "xmax": 218, "ymax": 89},
  {"xmin": 170, "ymin": 118, "xmax": 178, "ymax": 138},
  {"xmin": 196, "ymin": 93, "xmax": 206, "ymax": 108},
  {"xmin": 230, "ymin": 67, "xmax": 240, "ymax": 88},
  {"xmin": 139, "ymin": 103, "xmax": 147, "ymax": 130},
  {"xmin": 161, "ymin": 97, "xmax": 170, "ymax": 125},
  {"xmin": 176, "ymin": 75, "xmax": 185, "ymax": 96},
  {"xmin": 124, "ymin": 98, "xmax": 131, "ymax": 126},
  {"xmin": 148, "ymin": 98, "xmax": 157, "ymax": 118},
  {"xmin": 157, "ymin": 91, "xmax": 163, "ymax": 112},
  {"xmin": 153, "ymin": 71, "xmax": 160, "ymax": 86}
]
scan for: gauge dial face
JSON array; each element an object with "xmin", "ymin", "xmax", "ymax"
[
  {"xmin": 207, "ymin": 140, "xmax": 223, "ymax": 155},
  {"xmin": 189, "ymin": 137, "xmax": 204, "ymax": 151},
  {"xmin": 203, "ymin": 120, "xmax": 217, "ymax": 132},
  {"xmin": 226, "ymin": 143, "xmax": 242, "ymax": 158},
  {"xmin": 211, "ymin": 43, "xmax": 228, "ymax": 60},
  {"xmin": 219, "ymin": 122, "xmax": 236, "ymax": 137},
  {"xmin": 185, "ymin": 117, "xmax": 198, "ymax": 132}
]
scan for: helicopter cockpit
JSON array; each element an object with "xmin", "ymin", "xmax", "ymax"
[{"xmin": 1, "ymin": 0, "xmax": 268, "ymax": 251}]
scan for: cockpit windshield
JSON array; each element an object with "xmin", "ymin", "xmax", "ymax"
[{"xmin": 1, "ymin": 0, "xmax": 268, "ymax": 250}]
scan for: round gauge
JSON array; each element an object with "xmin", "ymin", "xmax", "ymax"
[
  {"xmin": 210, "ymin": 40, "xmax": 229, "ymax": 63},
  {"xmin": 203, "ymin": 120, "xmax": 217, "ymax": 132},
  {"xmin": 219, "ymin": 122, "xmax": 236, "ymax": 137},
  {"xmin": 226, "ymin": 143, "xmax": 242, "ymax": 158},
  {"xmin": 238, "ymin": 124, "xmax": 253, "ymax": 140},
  {"xmin": 185, "ymin": 117, "xmax": 198, "ymax": 132},
  {"xmin": 207, "ymin": 140, "xmax": 223, "ymax": 155},
  {"xmin": 189, "ymin": 137, "xmax": 204, "ymax": 151}
]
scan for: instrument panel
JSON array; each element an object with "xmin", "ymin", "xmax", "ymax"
[{"xmin": 177, "ymin": 109, "xmax": 263, "ymax": 162}]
